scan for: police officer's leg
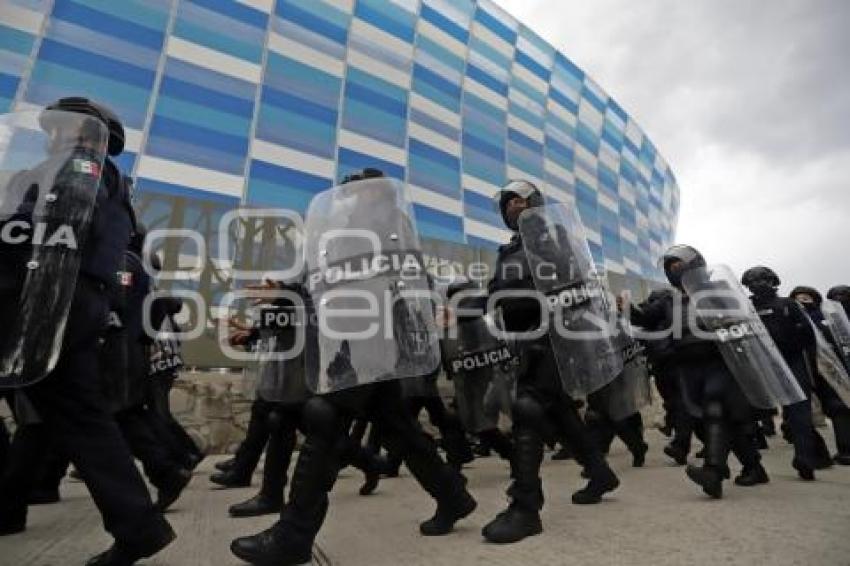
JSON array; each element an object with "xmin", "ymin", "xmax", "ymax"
[
  {"xmin": 729, "ymin": 417, "xmax": 769, "ymax": 486},
  {"xmin": 230, "ymin": 406, "xmax": 299, "ymax": 518},
  {"xmin": 421, "ymin": 395, "xmax": 473, "ymax": 468},
  {"xmin": 23, "ymin": 309, "xmax": 173, "ymax": 558},
  {"xmin": 613, "ymin": 412, "xmax": 649, "ymax": 467},
  {"xmin": 584, "ymin": 392, "xmax": 616, "ymax": 455},
  {"xmin": 685, "ymin": 364, "xmax": 731, "ymax": 499},
  {"xmin": 114, "ymin": 406, "xmax": 191, "ymax": 512},
  {"xmin": 0, "ymin": 423, "xmax": 49, "ymax": 534},
  {"xmin": 372, "ymin": 382, "xmax": 475, "ymax": 536},
  {"xmin": 230, "ymin": 395, "xmax": 350, "ymax": 565},
  {"xmin": 780, "ymin": 401, "xmax": 817, "ymax": 478},
  {"xmin": 481, "ymin": 392, "xmax": 545, "ymax": 543},
  {"xmin": 547, "ymin": 392, "xmax": 620, "ymax": 505},
  {"xmin": 477, "ymin": 427, "xmax": 514, "ymax": 460},
  {"xmin": 814, "ymin": 375, "xmax": 850, "ymax": 464},
  {"xmin": 337, "ymin": 423, "xmax": 384, "ymax": 496},
  {"xmin": 146, "ymin": 378, "xmax": 200, "ymax": 470},
  {"xmin": 30, "ymin": 447, "xmax": 69, "ymax": 504},
  {"xmin": 212, "ymin": 398, "xmax": 273, "ymax": 487}
]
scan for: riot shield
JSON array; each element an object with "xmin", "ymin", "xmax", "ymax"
[
  {"xmin": 517, "ymin": 204, "xmax": 623, "ymax": 397},
  {"xmin": 243, "ymin": 305, "xmax": 310, "ymax": 404},
  {"xmin": 148, "ymin": 316, "xmax": 184, "ymax": 380},
  {"xmin": 444, "ymin": 313, "xmax": 515, "ymax": 433},
  {"xmin": 606, "ymin": 320, "xmax": 652, "ymax": 422},
  {"xmin": 681, "ymin": 264, "xmax": 806, "ymax": 409},
  {"xmin": 0, "ymin": 110, "xmax": 108, "ymax": 388},
  {"xmin": 822, "ymin": 299, "xmax": 850, "ymax": 369},
  {"xmin": 808, "ymin": 317, "xmax": 850, "ymax": 407},
  {"xmin": 303, "ymin": 178, "xmax": 440, "ymax": 394}
]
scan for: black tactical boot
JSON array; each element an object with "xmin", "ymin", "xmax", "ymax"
[
  {"xmin": 572, "ymin": 462, "xmax": 620, "ymax": 504},
  {"xmin": 792, "ymin": 459, "xmax": 815, "ymax": 481},
  {"xmin": 632, "ymin": 442, "xmax": 649, "ymax": 468},
  {"xmin": 734, "ymin": 464, "xmax": 770, "ymax": 486},
  {"xmin": 686, "ymin": 465, "xmax": 723, "ymax": 499},
  {"xmin": 230, "ymin": 524, "xmax": 313, "ymax": 566},
  {"xmin": 86, "ymin": 521, "xmax": 175, "ymax": 566},
  {"xmin": 210, "ymin": 468, "xmax": 252, "ymax": 488},
  {"xmin": 664, "ymin": 443, "xmax": 688, "ymax": 465},
  {"xmin": 215, "ymin": 457, "xmax": 236, "ymax": 472},
  {"xmin": 478, "ymin": 428, "xmax": 513, "ymax": 461},
  {"xmin": 156, "ymin": 468, "xmax": 192, "ymax": 512},
  {"xmin": 419, "ymin": 490, "xmax": 477, "ymax": 536},
  {"xmin": 0, "ymin": 505, "xmax": 26, "ymax": 536},
  {"xmin": 481, "ymin": 503, "xmax": 542, "ymax": 544},
  {"xmin": 230, "ymin": 493, "xmax": 282, "ymax": 518}
]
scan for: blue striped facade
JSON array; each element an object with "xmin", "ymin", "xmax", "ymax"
[{"xmin": 0, "ymin": 0, "xmax": 679, "ymax": 279}]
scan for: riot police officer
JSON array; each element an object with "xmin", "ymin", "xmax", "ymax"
[
  {"xmin": 624, "ymin": 246, "xmax": 763, "ymax": 498},
  {"xmin": 229, "ymin": 169, "xmax": 476, "ymax": 566},
  {"xmin": 791, "ymin": 286, "xmax": 850, "ymax": 465},
  {"xmin": 0, "ymin": 98, "xmax": 174, "ymax": 564},
  {"xmin": 479, "ymin": 180, "xmax": 620, "ymax": 544},
  {"xmin": 742, "ymin": 266, "xmax": 819, "ymax": 480}
]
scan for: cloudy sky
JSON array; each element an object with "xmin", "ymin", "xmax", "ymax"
[{"xmin": 498, "ymin": 0, "xmax": 850, "ymax": 294}]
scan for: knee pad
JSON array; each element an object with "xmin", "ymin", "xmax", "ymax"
[
  {"xmin": 512, "ymin": 395, "xmax": 545, "ymax": 429},
  {"xmin": 301, "ymin": 397, "xmax": 342, "ymax": 439}
]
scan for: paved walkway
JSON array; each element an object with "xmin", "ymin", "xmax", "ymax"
[{"xmin": 2, "ymin": 430, "xmax": 849, "ymax": 565}]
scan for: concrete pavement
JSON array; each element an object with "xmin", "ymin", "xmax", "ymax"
[{"xmin": 2, "ymin": 430, "xmax": 849, "ymax": 565}]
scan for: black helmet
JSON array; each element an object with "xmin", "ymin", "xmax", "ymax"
[
  {"xmin": 41, "ymin": 97, "xmax": 125, "ymax": 156},
  {"xmin": 741, "ymin": 266, "xmax": 780, "ymax": 295},
  {"xmin": 660, "ymin": 244, "xmax": 705, "ymax": 288},
  {"xmin": 790, "ymin": 286, "xmax": 823, "ymax": 307},
  {"xmin": 340, "ymin": 167, "xmax": 384, "ymax": 185},
  {"xmin": 495, "ymin": 179, "xmax": 544, "ymax": 230},
  {"xmin": 827, "ymin": 285, "xmax": 850, "ymax": 303}
]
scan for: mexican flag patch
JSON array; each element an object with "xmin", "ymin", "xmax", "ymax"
[{"xmin": 72, "ymin": 159, "xmax": 100, "ymax": 177}]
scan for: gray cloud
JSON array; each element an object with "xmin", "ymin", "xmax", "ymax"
[{"xmin": 499, "ymin": 0, "xmax": 850, "ymax": 293}]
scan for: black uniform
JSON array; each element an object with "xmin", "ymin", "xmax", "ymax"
[
  {"xmin": 631, "ymin": 251, "xmax": 762, "ymax": 498},
  {"xmin": 749, "ymin": 291, "xmax": 819, "ymax": 478},
  {"xmin": 796, "ymin": 295, "xmax": 850, "ymax": 464},
  {"xmin": 230, "ymin": 170, "xmax": 475, "ymax": 566},
  {"xmin": 639, "ymin": 290, "xmax": 694, "ymax": 464},
  {"xmin": 480, "ymin": 224, "xmax": 619, "ymax": 544},
  {"xmin": 0, "ymin": 147, "xmax": 174, "ymax": 560}
]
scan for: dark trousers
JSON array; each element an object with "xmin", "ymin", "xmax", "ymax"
[
  {"xmin": 680, "ymin": 357, "xmax": 757, "ymax": 473},
  {"xmin": 259, "ymin": 405, "xmax": 301, "ymax": 503},
  {"xmin": 147, "ymin": 376, "xmax": 202, "ymax": 468},
  {"xmin": 585, "ymin": 408, "xmax": 646, "ymax": 457},
  {"xmin": 656, "ymin": 365, "xmax": 694, "ymax": 453},
  {"xmin": 115, "ymin": 405, "xmax": 185, "ymax": 490},
  {"xmin": 272, "ymin": 381, "xmax": 467, "ymax": 549},
  {"xmin": 382, "ymin": 395, "xmax": 472, "ymax": 469},
  {"xmin": 0, "ymin": 280, "xmax": 168, "ymax": 547},
  {"xmin": 813, "ymin": 374, "xmax": 850, "ymax": 456},
  {"xmin": 232, "ymin": 399, "xmax": 275, "ymax": 476},
  {"xmin": 509, "ymin": 342, "xmax": 609, "ymax": 511}
]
